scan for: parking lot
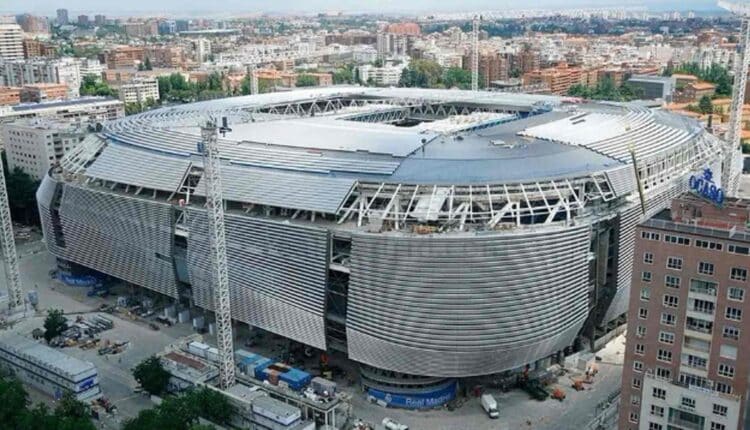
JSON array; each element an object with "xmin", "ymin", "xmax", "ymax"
[{"xmin": 7, "ymin": 239, "xmax": 624, "ymax": 429}]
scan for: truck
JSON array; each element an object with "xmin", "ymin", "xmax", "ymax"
[{"xmin": 480, "ymin": 394, "xmax": 499, "ymax": 419}]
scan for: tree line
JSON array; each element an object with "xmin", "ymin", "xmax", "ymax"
[{"xmin": 398, "ymin": 59, "xmax": 477, "ymax": 90}]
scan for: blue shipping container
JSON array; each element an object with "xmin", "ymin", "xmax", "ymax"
[
  {"xmin": 279, "ymin": 368, "xmax": 312, "ymax": 390},
  {"xmin": 253, "ymin": 358, "xmax": 275, "ymax": 379}
]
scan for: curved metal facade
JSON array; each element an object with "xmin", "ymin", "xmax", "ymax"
[{"xmin": 346, "ymin": 225, "xmax": 591, "ymax": 377}]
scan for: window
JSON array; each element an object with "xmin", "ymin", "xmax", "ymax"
[
  {"xmin": 665, "ymin": 275, "xmax": 681, "ymax": 289},
  {"xmin": 684, "ymin": 354, "xmax": 707, "ymax": 369},
  {"xmin": 639, "ymin": 307, "xmax": 648, "ymax": 319},
  {"xmin": 715, "ymin": 382, "xmax": 733, "ymax": 394},
  {"xmin": 722, "ymin": 325, "xmax": 739, "ymax": 340},
  {"xmin": 681, "ymin": 396, "xmax": 696, "ymax": 409},
  {"xmin": 698, "ymin": 261, "xmax": 715, "ymax": 275},
  {"xmin": 725, "ymin": 307, "xmax": 742, "ymax": 321},
  {"xmin": 728, "ymin": 244, "xmax": 749, "ymax": 255},
  {"xmin": 718, "ymin": 363, "xmax": 735, "ymax": 378},
  {"xmin": 665, "ymin": 234, "xmax": 690, "ymax": 245},
  {"xmin": 642, "ymin": 271, "xmax": 653, "ymax": 282},
  {"xmin": 657, "ymin": 349, "xmax": 672, "ymax": 363},
  {"xmin": 650, "ymin": 405, "xmax": 664, "ymax": 418},
  {"xmin": 636, "ymin": 325, "xmax": 647, "ymax": 337},
  {"xmin": 640, "ymin": 287, "xmax": 651, "ymax": 301},
  {"xmin": 653, "ymin": 387, "xmax": 666, "ymax": 399},
  {"xmin": 644, "ymin": 252, "xmax": 654, "ymax": 264},
  {"xmin": 629, "ymin": 411, "xmax": 639, "ymax": 423},
  {"xmin": 711, "ymin": 423, "xmax": 726, "ymax": 430},
  {"xmin": 692, "ymin": 298, "xmax": 715, "ymax": 314},
  {"xmin": 656, "ymin": 367, "xmax": 671, "ymax": 380},
  {"xmin": 659, "ymin": 331, "xmax": 675, "ymax": 344},
  {"xmin": 690, "ymin": 279, "xmax": 717, "ymax": 296},
  {"xmin": 661, "ymin": 312, "xmax": 676, "ymax": 326},
  {"xmin": 635, "ymin": 343, "xmax": 645, "ymax": 355},
  {"xmin": 713, "ymin": 404, "xmax": 728, "ymax": 417},
  {"xmin": 633, "ymin": 361, "xmax": 644, "ymax": 372},
  {"xmin": 667, "ymin": 257, "xmax": 683, "ymax": 270},
  {"xmin": 663, "ymin": 295, "xmax": 678, "ymax": 308},
  {"xmin": 730, "ymin": 267, "xmax": 748, "ymax": 282},
  {"xmin": 696, "ymin": 239, "xmax": 723, "ymax": 251},
  {"xmin": 630, "ymin": 394, "xmax": 640, "ymax": 406},
  {"xmin": 728, "ymin": 287, "xmax": 744, "ymax": 302},
  {"xmin": 632, "ymin": 377, "xmax": 642, "ymax": 389},
  {"xmin": 686, "ymin": 316, "xmax": 712, "ymax": 333},
  {"xmin": 649, "ymin": 423, "xmax": 663, "ymax": 430},
  {"xmin": 642, "ymin": 231, "xmax": 660, "ymax": 241},
  {"xmin": 720, "ymin": 344, "xmax": 737, "ymax": 360}
]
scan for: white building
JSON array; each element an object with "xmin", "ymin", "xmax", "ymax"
[
  {"xmin": 0, "ymin": 58, "xmax": 82, "ymax": 98},
  {"xmin": 118, "ymin": 77, "xmax": 160, "ymax": 104},
  {"xmin": 194, "ymin": 38, "xmax": 211, "ymax": 63},
  {"xmin": 0, "ymin": 24, "xmax": 23, "ymax": 61},
  {"xmin": 356, "ymin": 63, "xmax": 406, "ymax": 86},
  {"xmin": 78, "ymin": 58, "xmax": 104, "ymax": 79},
  {"xmin": 352, "ymin": 45, "xmax": 379, "ymax": 64},
  {"xmin": 2, "ymin": 120, "xmax": 87, "ymax": 179}
]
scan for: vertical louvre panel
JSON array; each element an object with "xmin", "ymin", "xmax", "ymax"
[
  {"xmin": 56, "ymin": 185, "xmax": 178, "ymax": 298},
  {"xmin": 187, "ymin": 210, "xmax": 328, "ymax": 350},
  {"xmin": 346, "ymin": 225, "xmax": 591, "ymax": 377}
]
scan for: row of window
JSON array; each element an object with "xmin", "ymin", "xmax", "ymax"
[
  {"xmin": 642, "ymin": 255, "xmax": 748, "ymax": 282},
  {"xmin": 641, "ymin": 230, "xmax": 750, "ymax": 256},
  {"xmin": 633, "ymin": 343, "xmax": 737, "ymax": 378},
  {"xmin": 637, "ymin": 304, "xmax": 743, "ymax": 322}
]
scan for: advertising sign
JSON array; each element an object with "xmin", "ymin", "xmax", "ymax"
[{"xmin": 367, "ymin": 380, "xmax": 457, "ymax": 409}]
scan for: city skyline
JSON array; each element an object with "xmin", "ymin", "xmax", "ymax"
[{"xmin": 2, "ymin": 0, "xmax": 728, "ymax": 16}]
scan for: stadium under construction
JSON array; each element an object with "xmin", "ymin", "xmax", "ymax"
[{"xmin": 36, "ymin": 87, "xmax": 736, "ymax": 406}]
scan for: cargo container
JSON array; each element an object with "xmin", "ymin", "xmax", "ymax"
[
  {"xmin": 311, "ymin": 376, "xmax": 337, "ymax": 396},
  {"xmin": 187, "ymin": 341, "xmax": 210, "ymax": 359},
  {"xmin": 253, "ymin": 358, "xmax": 275, "ymax": 379},
  {"xmin": 279, "ymin": 368, "xmax": 312, "ymax": 391}
]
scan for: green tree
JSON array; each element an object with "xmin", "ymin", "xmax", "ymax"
[
  {"xmin": 43, "ymin": 309, "xmax": 68, "ymax": 343},
  {"xmin": 296, "ymin": 74, "xmax": 318, "ymax": 87},
  {"xmin": 0, "ymin": 376, "xmax": 29, "ymax": 427},
  {"xmin": 1, "ymin": 152, "xmax": 41, "ymax": 225},
  {"xmin": 132, "ymin": 356, "xmax": 170, "ymax": 396},
  {"xmin": 442, "ymin": 67, "xmax": 472, "ymax": 89},
  {"xmin": 240, "ymin": 73, "xmax": 253, "ymax": 95},
  {"xmin": 54, "ymin": 392, "xmax": 88, "ymax": 420},
  {"xmin": 186, "ymin": 388, "xmax": 234, "ymax": 425},
  {"xmin": 79, "ymin": 75, "xmax": 116, "ymax": 97},
  {"xmin": 332, "ymin": 64, "xmax": 354, "ymax": 84},
  {"xmin": 699, "ymin": 95, "xmax": 714, "ymax": 114},
  {"xmin": 399, "ymin": 59, "xmax": 443, "ymax": 88},
  {"xmin": 144, "ymin": 57, "xmax": 153, "ymax": 70}
]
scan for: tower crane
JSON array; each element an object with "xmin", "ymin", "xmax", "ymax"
[
  {"xmin": 472, "ymin": 15, "xmax": 481, "ymax": 92},
  {"xmin": 0, "ymin": 155, "xmax": 23, "ymax": 311},
  {"xmin": 198, "ymin": 118, "xmax": 236, "ymax": 389},
  {"xmin": 718, "ymin": 0, "xmax": 750, "ymax": 194}
]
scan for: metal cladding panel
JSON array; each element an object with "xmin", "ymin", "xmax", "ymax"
[
  {"xmin": 187, "ymin": 210, "xmax": 327, "ymax": 349},
  {"xmin": 193, "ymin": 165, "xmax": 355, "ymax": 214},
  {"xmin": 602, "ymin": 178, "xmax": 690, "ymax": 323},
  {"xmin": 56, "ymin": 185, "xmax": 178, "ymax": 298},
  {"xmin": 346, "ymin": 225, "xmax": 591, "ymax": 377},
  {"xmin": 37, "ymin": 175, "xmax": 64, "ymax": 256},
  {"xmin": 605, "ymin": 164, "xmax": 637, "ymax": 197},
  {"xmin": 84, "ymin": 143, "xmax": 190, "ymax": 192}
]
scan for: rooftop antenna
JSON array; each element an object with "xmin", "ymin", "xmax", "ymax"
[
  {"xmin": 198, "ymin": 116, "xmax": 235, "ymax": 389},
  {"xmin": 718, "ymin": 0, "xmax": 750, "ymax": 194}
]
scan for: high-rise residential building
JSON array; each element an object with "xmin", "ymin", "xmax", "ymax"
[
  {"xmin": 0, "ymin": 58, "xmax": 81, "ymax": 98},
  {"xmin": 94, "ymin": 15, "xmax": 106, "ymax": 26},
  {"xmin": 56, "ymin": 9, "xmax": 69, "ymax": 26},
  {"xmin": 0, "ymin": 86, "xmax": 20, "ymax": 106},
  {"xmin": 22, "ymin": 38, "xmax": 58, "ymax": 59},
  {"xmin": 462, "ymin": 51, "xmax": 510, "ymax": 87},
  {"xmin": 194, "ymin": 38, "xmax": 211, "ymax": 63},
  {"xmin": 620, "ymin": 193, "xmax": 750, "ymax": 430},
  {"xmin": 20, "ymin": 83, "xmax": 69, "ymax": 103},
  {"xmin": 16, "ymin": 14, "xmax": 49, "ymax": 34},
  {"xmin": 78, "ymin": 58, "xmax": 103, "ymax": 80},
  {"xmin": 2, "ymin": 120, "xmax": 87, "ymax": 179},
  {"xmin": 77, "ymin": 15, "xmax": 89, "ymax": 27},
  {"xmin": 103, "ymin": 46, "xmax": 146, "ymax": 69},
  {"xmin": 0, "ymin": 24, "xmax": 24, "ymax": 61}
]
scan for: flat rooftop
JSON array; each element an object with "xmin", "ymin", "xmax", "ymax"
[{"xmin": 0, "ymin": 333, "xmax": 97, "ymax": 380}]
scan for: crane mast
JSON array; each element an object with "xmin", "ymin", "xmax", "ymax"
[
  {"xmin": 199, "ymin": 119, "xmax": 236, "ymax": 389},
  {"xmin": 719, "ymin": 0, "xmax": 750, "ymax": 194},
  {"xmin": 0, "ymin": 156, "xmax": 22, "ymax": 311},
  {"xmin": 472, "ymin": 15, "xmax": 480, "ymax": 92}
]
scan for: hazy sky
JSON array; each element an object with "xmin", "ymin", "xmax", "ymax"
[{"xmin": 1, "ymin": 0, "xmax": 725, "ymax": 16}]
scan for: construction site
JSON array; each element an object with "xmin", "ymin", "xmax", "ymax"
[{"xmin": 0, "ymin": 6, "xmax": 748, "ymax": 428}]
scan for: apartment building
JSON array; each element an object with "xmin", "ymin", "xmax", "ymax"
[
  {"xmin": 2, "ymin": 120, "xmax": 87, "ymax": 179},
  {"xmin": 0, "ymin": 24, "xmax": 24, "ymax": 61},
  {"xmin": 103, "ymin": 46, "xmax": 146, "ymax": 69},
  {"xmin": 20, "ymin": 83, "xmax": 69, "ymax": 103},
  {"xmin": 0, "ymin": 86, "xmax": 20, "ymax": 105},
  {"xmin": 0, "ymin": 58, "xmax": 81, "ymax": 98},
  {"xmin": 118, "ymin": 77, "xmax": 160, "ymax": 104},
  {"xmin": 619, "ymin": 193, "xmax": 750, "ymax": 430},
  {"xmin": 522, "ymin": 63, "xmax": 598, "ymax": 95}
]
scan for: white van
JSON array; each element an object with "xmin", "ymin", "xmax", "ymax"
[{"xmin": 481, "ymin": 394, "xmax": 499, "ymax": 419}]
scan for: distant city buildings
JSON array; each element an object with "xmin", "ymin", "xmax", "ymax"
[
  {"xmin": 56, "ymin": 8, "xmax": 69, "ymax": 26},
  {"xmin": 522, "ymin": 63, "xmax": 598, "ymax": 95},
  {"xmin": 118, "ymin": 77, "xmax": 160, "ymax": 104},
  {"xmin": 356, "ymin": 62, "xmax": 406, "ymax": 86},
  {"xmin": 627, "ymin": 75, "xmax": 677, "ymax": 102},
  {"xmin": 0, "ymin": 57, "xmax": 82, "ymax": 98}
]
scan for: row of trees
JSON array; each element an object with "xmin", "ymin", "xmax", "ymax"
[
  {"xmin": 1, "ymin": 152, "xmax": 40, "ymax": 226},
  {"xmin": 79, "ymin": 75, "xmax": 117, "ymax": 97},
  {"xmin": 0, "ymin": 375, "xmax": 96, "ymax": 430},
  {"xmin": 568, "ymin": 77, "xmax": 645, "ymax": 102},
  {"xmin": 398, "ymin": 59, "xmax": 476, "ymax": 90},
  {"xmin": 664, "ymin": 62, "xmax": 732, "ymax": 97},
  {"xmin": 124, "ymin": 385, "xmax": 234, "ymax": 430}
]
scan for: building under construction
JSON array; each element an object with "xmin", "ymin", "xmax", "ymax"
[{"xmin": 36, "ymin": 87, "xmax": 734, "ymax": 405}]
